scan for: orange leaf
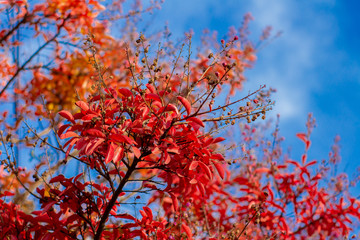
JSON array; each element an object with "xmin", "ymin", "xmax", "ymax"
[{"xmin": 254, "ymin": 167, "xmax": 270, "ymax": 174}]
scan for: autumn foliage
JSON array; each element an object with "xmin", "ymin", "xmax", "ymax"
[{"xmin": 0, "ymin": 0, "xmax": 359, "ymax": 239}]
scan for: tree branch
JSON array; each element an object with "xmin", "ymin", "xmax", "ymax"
[
  {"xmin": 94, "ymin": 156, "xmax": 140, "ymax": 240},
  {"xmin": 0, "ymin": 16, "xmax": 68, "ymax": 97}
]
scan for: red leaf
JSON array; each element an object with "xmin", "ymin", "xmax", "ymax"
[
  {"xmin": 111, "ymin": 134, "xmax": 137, "ymax": 145},
  {"xmin": 190, "ymin": 179, "xmax": 197, "ymax": 184},
  {"xmin": 167, "ymin": 146, "xmax": 180, "ymax": 154},
  {"xmin": 143, "ymin": 206, "xmax": 153, "ymax": 221},
  {"xmin": 286, "ymin": 160, "xmax": 301, "ymax": 168},
  {"xmin": 139, "ymin": 210, "xmax": 147, "ymax": 219},
  {"xmin": 211, "ymin": 153, "xmax": 225, "ymax": 161},
  {"xmin": 305, "ymin": 160, "xmax": 317, "ymax": 167},
  {"xmin": 130, "ymin": 230, "xmax": 147, "ymax": 239},
  {"xmin": 146, "ymin": 93, "xmax": 162, "ymax": 102},
  {"xmin": 60, "ymin": 131, "xmax": 79, "ymax": 139},
  {"xmin": 57, "ymin": 124, "xmax": 70, "ymax": 137},
  {"xmin": 164, "ymin": 152, "xmax": 171, "ymax": 164},
  {"xmin": 198, "ymin": 161, "xmax": 213, "ymax": 180},
  {"xmin": 212, "ymin": 137, "xmax": 225, "ymax": 144},
  {"xmin": 189, "ymin": 161, "xmax": 199, "ymax": 171},
  {"xmin": 75, "ymin": 101, "xmax": 89, "ymax": 112},
  {"xmin": 74, "ymin": 173, "xmax": 83, "ymax": 182},
  {"xmin": 296, "ymin": 133, "xmax": 311, "ymax": 151},
  {"xmin": 113, "ymin": 146, "xmax": 124, "ymax": 163},
  {"xmin": 188, "ymin": 117, "xmax": 204, "ymax": 127},
  {"xmin": 3, "ymin": 191, "xmax": 15, "ymax": 196},
  {"xmin": 169, "ymin": 192, "xmax": 178, "ymax": 212},
  {"xmin": 64, "ymin": 138, "xmax": 78, "ymax": 159},
  {"xmin": 296, "ymin": 133, "xmax": 307, "ymax": 142},
  {"xmin": 132, "ymin": 146, "xmax": 141, "ymax": 158},
  {"xmin": 85, "ymin": 138, "xmax": 105, "ymax": 155},
  {"xmin": 84, "ymin": 129, "xmax": 106, "ymax": 138},
  {"xmin": 108, "ymin": 169, "xmax": 118, "ymax": 175},
  {"xmin": 41, "ymin": 200, "xmax": 57, "ymax": 214},
  {"xmin": 181, "ymin": 223, "xmax": 193, "ymax": 240},
  {"xmin": 58, "ymin": 110, "xmax": 75, "ymax": 124},
  {"xmin": 105, "ymin": 143, "xmax": 115, "ymax": 164},
  {"xmin": 301, "ymin": 154, "xmax": 307, "ymax": 164},
  {"xmin": 116, "ymin": 214, "xmax": 136, "ymax": 221},
  {"xmin": 305, "ymin": 140, "xmax": 311, "ymax": 151},
  {"xmin": 197, "ymin": 182, "xmax": 206, "ymax": 196},
  {"xmin": 146, "ymin": 83, "xmax": 156, "ymax": 93},
  {"xmin": 177, "ymin": 96, "xmax": 191, "ymax": 115},
  {"xmin": 163, "ymin": 104, "xmax": 179, "ymax": 115},
  {"xmin": 49, "ymin": 174, "xmax": 65, "ymax": 183},
  {"xmin": 213, "ymin": 162, "xmax": 225, "ymax": 179},
  {"xmin": 118, "ymin": 88, "xmax": 133, "ymax": 97},
  {"xmin": 82, "ymin": 114, "xmax": 99, "ymax": 121}
]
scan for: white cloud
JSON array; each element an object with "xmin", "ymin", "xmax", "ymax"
[
  {"xmin": 158, "ymin": 0, "xmax": 338, "ymax": 122},
  {"xmin": 239, "ymin": 0, "xmax": 337, "ymax": 122}
]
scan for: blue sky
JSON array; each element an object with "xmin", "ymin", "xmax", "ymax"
[{"xmin": 151, "ymin": 0, "xmax": 360, "ymax": 191}]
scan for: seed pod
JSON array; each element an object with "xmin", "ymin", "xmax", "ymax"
[{"xmin": 6, "ymin": 133, "xmax": 11, "ymax": 142}]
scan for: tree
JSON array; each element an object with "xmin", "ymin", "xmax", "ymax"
[{"xmin": 0, "ymin": 0, "xmax": 359, "ymax": 239}]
